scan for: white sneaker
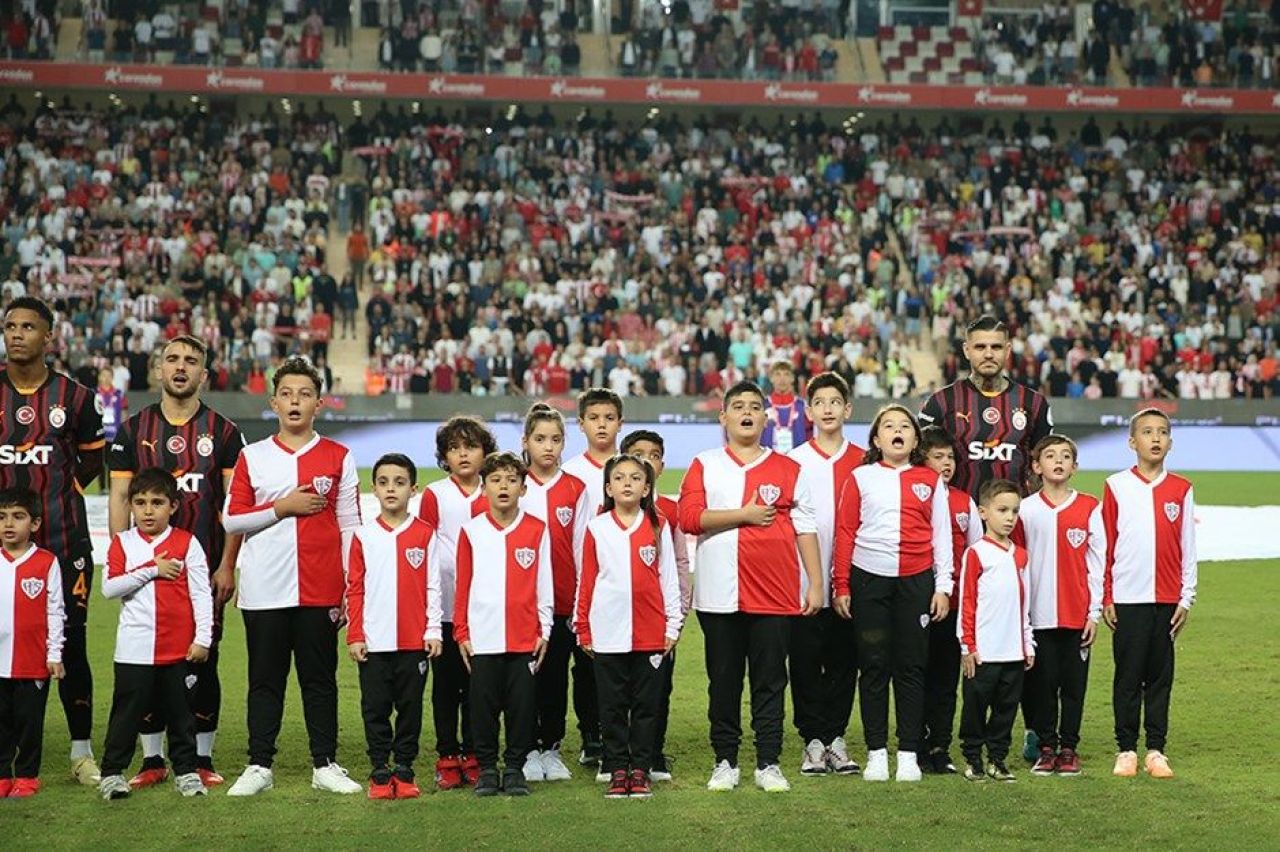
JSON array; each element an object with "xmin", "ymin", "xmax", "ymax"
[
  {"xmin": 594, "ymin": 769, "xmax": 610, "ymax": 783},
  {"xmin": 227, "ymin": 765, "xmax": 274, "ymax": 797},
  {"xmin": 312, "ymin": 761, "xmax": 362, "ymax": 794},
  {"xmin": 522, "ymin": 750, "xmax": 546, "ymax": 782},
  {"xmin": 174, "ymin": 772, "xmax": 208, "ymax": 797},
  {"xmin": 801, "ymin": 739, "xmax": 828, "ymax": 775},
  {"xmin": 541, "ymin": 746, "xmax": 573, "ymax": 781},
  {"xmin": 826, "ymin": 737, "xmax": 861, "ymax": 774},
  {"xmin": 864, "ymin": 749, "xmax": 890, "ymax": 782},
  {"xmin": 706, "ymin": 760, "xmax": 740, "ymax": 791},
  {"xmin": 98, "ymin": 774, "xmax": 131, "ymax": 800},
  {"xmin": 753, "ymin": 764, "xmax": 791, "ymax": 793},
  {"xmin": 895, "ymin": 751, "xmax": 922, "ymax": 782}
]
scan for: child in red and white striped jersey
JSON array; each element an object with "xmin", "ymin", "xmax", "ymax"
[
  {"xmin": 0, "ymin": 487, "xmax": 65, "ymax": 799},
  {"xmin": 918, "ymin": 426, "xmax": 982, "ymax": 775},
  {"xmin": 1101, "ymin": 409, "xmax": 1197, "ymax": 780},
  {"xmin": 1013, "ymin": 435, "xmax": 1103, "ymax": 777},
  {"xmin": 454, "ymin": 452, "xmax": 553, "ymax": 797},
  {"xmin": 346, "ymin": 454, "xmax": 444, "ymax": 801},
  {"xmin": 576, "ymin": 455, "xmax": 684, "ymax": 799},
  {"xmin": 957, "ymin": 479, "xmax": 1034, "ymax": 783},
  {"xmin": 620, "ymin": 429, "xmax": 690, "ymax": 782},
  {"xmin": 98, "ymin": 469, "xmax": 212, "ymax": 801},
  {"xmin": 518, "ymin": 403, "xmax": 590, "ymax": 784},
  {"xmin": 831, "ymin": 405, "xmax": 953, "ymax": 783}
]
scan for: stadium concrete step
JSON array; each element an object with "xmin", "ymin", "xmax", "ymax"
[
  {"xmin": 854, "ymin": 37, "xmax": 886, "ymax": 83},
  {"xmin": 57, "ymin": 18, "xmax": 83, "ymax": 62},
  {"xmin": 1108, "ymin": 46, "xmax": 1132, "ymax": 87},
  {"xmin": 322, "ymin": 223, "xmax": 370, "ymax": 394},
  {"xmin": 350, "ymin": 25, "xmax": 380, "ymax": 72},
  {"xmin": 906, "ymin": 346, "xmax": 941, "ymax": 392},
  {"xmin": 577, "ymin": 33, "xmax": 612, "ymax": 77}
]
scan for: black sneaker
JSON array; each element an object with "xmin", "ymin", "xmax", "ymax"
[
  {"xmin": 987, "ymin": 760, "xmax": 1016, "ymax": 782},
  {"xmin": 579, "ymin": 740, "xmax": 603, "ymax": 766},
  {"xmin": 963, "ymin": 760, "xmax": 986, "ymax": 782},
  {"xmin": 503, "ymin": 768, "xmax": 531, "ymax": 796},
  {"xmin": 934, "ymin": 751, "xmax": 957, "ymax": 774},
  {"xmin": 393, "ymin": 764, "xmax": 415, "ymax": 784},
  {"xmin": 371, "ymin": 766, "xmax": 393, "ymax": 786},
  {"xmin": 474, "ymin": 768, "xmax": 501, "ymax": 797}
]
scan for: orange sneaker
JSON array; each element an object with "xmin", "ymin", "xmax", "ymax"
[
  {"xmin": 460, "ymin": 754, "xmax": 480, "ymax": 786},
  {"xmin": 1144, "ymin": 751, "xmax": 1174, "ymax": 779},
  {"xmin": 0, "ymin": 778, "xmax": 13, "ymax": 797},
  {"xmin": 8, "ymin": 778, "xmax": 40, "ymax": 798},
  {"xmin": 197, "ymin": 768, "xmax": 224, "ymax": 787},
  {"xmin": 394, "ymin": 778, "xmax": 421, "ymax": 799},
  {"xmin": 1112, "ymin": 751, "xmax": 1138, "ymax": 778},
  {"xmin": 368, "ymin": 779, "xmax": 396, "ymax": 799},
  {"xmin": 128, "ymin": 767, "xmax": 170, "ymax": 789},
  {"xmin": 434, "ymin": 756, "xmax": 464, "ymax": 791}
]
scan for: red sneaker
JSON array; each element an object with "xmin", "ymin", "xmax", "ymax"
[
  {"xmin": 0, "ymin": 778, "xmax": 14, "ymax": 797},
  {"xmin": 368, "ymin": 778, "xmax": 397, "ymax": 800},
  {"xmin": 604, "ymin": 770, "xmax": 629, "ymax": 799},
  {"xmin": 8, "ymin": 777, "xmax": 39, "ymax": 798},
  {"xmin": 460, "ymin": 754, "xmax": 480, "ymax": 786},
  {"xmin": 434, "ymin": 756, "xmax": 464, "ymax": 791},
  {"xmin": 1055, "ymin": 749, "xmax": 1082, "ymax": 776},
  {"xmin": 128, "ymin": 767, "xmax": 170, "ymax": 789},
  {"xmin": 394, "ymin": 778, "xmax": 421, "ymax": 799},
  {"xmin": 1031, "ymin": 746, "xmax": 1057, "ymax": 776},
  {"xmin": 197, "ymin": 768, "xmax": 224, "ymax": 787},
  {"xmin": 628, "ymin": 769, "xmax": 652, "ymax": 799}
]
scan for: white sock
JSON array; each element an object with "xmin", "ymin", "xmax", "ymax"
[
  {"xmin": 70, "ymin": 740, "xmax": 94, "ymax": 760},
  {"xmin": 197, "ymin": 731, "xmax": 216, "ymax": 758},
  {"xmin": 141, "ymin": 733, "xmax": 165, "ymax": 759}
]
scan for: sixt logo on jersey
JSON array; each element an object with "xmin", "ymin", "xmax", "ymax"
[
  {"xmin": 174, "ymin": 471, "xmax": 205, "ymax": 493},
  {"xmin": 0, "ymin": 444, "xmax": 53, "ymax": 465},
  {"xmin": 968, "ymin": 440, "xmax": 1017, "ymax": 462}
]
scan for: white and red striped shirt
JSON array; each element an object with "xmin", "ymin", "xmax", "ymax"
[
  {"xmin": 788, "ymin": 438, "xmax": 866, "ymax": 607},
  {"xmin": 454, "ymin": 512, "xmax": 553, "ymax": 655},
  {"xmin": 562, "ymin": 452, "xmax": 607, "ymax": 518},
  {"xmin": 678, "ymin": 447, "xmax": 818, "ymax": 615},
  {"xmin": 1013, "ymin": 490, "xmax": 1104, "ymax": 629},
  {"xmin": 575, "ymin": 511, "xmax": 684, "ymax": 653},
  {"xmin": 1101, "ymin": 468, "xmax": 1197, "ymax": 609},
  {"xmin": 957, "ymin": 537, "xmax": 1033, "ymax": 663},
  {"xmin": 103, "ymin": 527, "xmax": 213, "ymax": 665},
  {"xmin": 655, "ymin": 495, "xmax": 692, "ymax": 613},
  {"xmin": 417, "ymin": 475, "xmax": 488, "ymax": 623},
  {"xmin": 225, "ymin": 434, "xmax": 362, "ymax": 610},
  {"xmin": 519, "ymin": 469, "xmax": 590, "ymax": 617},
  {"xmin": 345, "ymin": 516, "xmax": 443, "ymax": 653},
  {"xmin": 831, "ymin": 462, "xmax": 953, "ymax": 596},
  {"xmin": 0, "ymin": 545, "xmax": 64, "ymax": 679},
  {"xmin": 945, "ymin": 484, "xmax": 983, "ymax": 599}
]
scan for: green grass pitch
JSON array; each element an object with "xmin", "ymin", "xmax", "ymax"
[{"xmin": 6, "ymin": 472, "xmax": 1279, "ymax": 849}]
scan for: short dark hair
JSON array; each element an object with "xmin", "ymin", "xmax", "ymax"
[
  {"xmin": 978, "ymin": 478, "xmax": 1021, "ymax": 507},
  {"xmin": 620, "ymin": 429, "xmax": 665, "ymax": 455},
  {"xmin": 5, "ymin": 296, "xmax": 54, "ymax": 329},
  {"xmin": 1031, "ymin": 434, "xmax": 1078, "ymax": 462},
  {"xmin": 805, "ymin": 371, "xmax": 850, "ymax": 403},
  {"xmin": 128, "ymin": 467, "xmax": 180, "ymax": 503},
  {"xmin": 966, "ymin": 315, "xmax": 1008, "ymax": 337},
  {"xmin": 372, "ymin": 452, "xmax": 417, "ymax": 485},
  {"xmin": 723, "ymin": 380, "xmax": 766, "ymax": 409},
  {"xmin": 273, "ymin": 355, "xmax": 323, "ymax": 394},
  {"xmin": 0, "ymin": 486, "xmax": 41, "ymax": 520},
  {"xmin": 436, "ymin": 415, "xmax": 498, "ymax": 471},
  {"xmin": 1129, "ymin": 407, "xmax": 1172, "ymax": 436},
  {"xmin": 919, "ymin": 425, "xmax": 956, "ymax": 455},
  {"xmin": 163, "ymin": 335, "xmax": 210, "ymax": 365},
  {"xmin": 577, "ymin": 387, "xmax": 623, "ymax": 419},
  {"xmin": 480, "ymin": 450, "xmax": 527, "ymax": 481}
]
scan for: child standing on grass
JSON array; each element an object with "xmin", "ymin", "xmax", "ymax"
[
  {"xmin": 98, "ymin": 468, "xmax": 212, "ymax": 800},
  {"xmin": 958, "ymin": 479, "xmax": 1034, "ymax": 783},
  {"xmin": 519, "ymin": 403, "xmax": 590, "ymax": 784},
  {"xmin": 455, "ymin": 452, "xmax": 552, "ymax": 798},
  {"xmin": 0, "ymin": 487, "xmax": 65, "ymax": 799},
  {"xmin": 346, "ymin": 453, "xmax": 444, "ymax": 800},
  {"xmin": 1102, "ymin": 408, "xmax": 1197, "ymax": 780},
  {"xmin": 619, "ymin": 429, "xmax": 690, "ymax": 782},
  {"xmin": 1014, "ymin": 435, "xmax": 1103, "ymax": 776},
  {"xmin": 418, "ymin": 415, "xmax": 497, "ymax": 790},
  {"xmin": 832, "ymin": 405, "xmax": 953, "ymax": 783},
  {"xmin": 576, "ymin": 454, "xmax": 684, "ymax": 799},
  {"xmin": 918, "ymin": 426, "xmax": 982, "ymax": 775}
]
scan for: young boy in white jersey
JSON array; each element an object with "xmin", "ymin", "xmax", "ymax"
[
  {"xmin": 957, "ymin": 479, "xmax": 1034, "ymax": 783},
  {"xmin": 346, "ymin": 453, "xmax": 443, "ymax": 800},
  {"xmin": 98, "ymin": 469, "xmax": 212, "ymax": 800},
  {"xmin": 1103, "ymin": 408, "xmax": 1197, "ymax": 780},
  {"xmin": 785, "ymin": 372, "xmax": 864, "ymax": 776}
]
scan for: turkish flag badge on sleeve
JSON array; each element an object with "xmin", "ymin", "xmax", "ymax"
[{"xmin": 1185, "ymin": 0, "xmax": 1223, "ymax": 21}]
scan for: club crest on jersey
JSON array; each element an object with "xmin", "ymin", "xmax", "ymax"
[
  {"xmin": 956, "ymin": 513, "xmax": 969, "ymax": 532},
  {"xmin": 312, "ymin": 476, "xmax": 334, "ymax": 496},
  {"xmin": 405, "ymin": 547, "xmax": 426, "ymax": 569},
  {"xmin": 919, "ymin": 614, "xmax": 930, "ymax": 629},
  {"xmin": 15, "ymin": 405, "xmax": 35, "ymax": 425},
  {"xmin": 48, "ymin": 404, "xmax": 66, "ymax": 429},
  {"xmin": 912, "ymin": 483, "xmax": 933, "ymax": 502},
  {"xmin": 982, "ymin": 407, "xmax": 1001, "ymax": 425},
  {"xmin": 196, "ymin": 434, "xmax": 214, "ymax": 458},
  {"xmin": 1164, "ymin": 502, "xmax": 1180, "ymax": 522},
  {"xmin": 418, "ymin": 660, "xmax": 428, "ymax": 675},
  {"xmin": 649, "ymin": 654, "xmax": 663, "ymax": 670},
  {"xmin": 185, "ymin": 674, "xmax": 198, "ymax": 690},
  {"xmin": 757, "ymin": 484, "xmax": 781, "ymax": 506},
  {"xmin": 167, "ymin": 435, "xmax": 187, "ymax": 454},
  {"xmin": 514, "ymin": 547, "xmax": 536, "ymax": 569},
  {"xmin": 1011, "ymin": 408, "xmax": 1028, "ymax": 432},
  {"xmin": 74, "ymin": 557, "xmax": 85, "ymax": 571},
  {"xmin": 555, "ymin": 506, "xmax": 574, "ymax": 527},
  {"xmin": 639, "ymin": 545, "xmax": 657, "ymax": 567},
  {"xmin": 20, "ymin": 577, "xmax": 44, "ymax": 599},
  {"xmin": 1066, "ymin": 528, "xmax": 1087, "ymax": 549}
]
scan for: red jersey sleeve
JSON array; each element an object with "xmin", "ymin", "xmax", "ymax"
[
  {"xmin": 1101, "ymin": 482, "xmax": 1119, "ymax": 607},
  {"xmin": 676, "ymin": 458, "xmax": 707, "ymax": 535},
  {"xmin": 573, "ymin": 529, "xmax": 599, "ymax": 648},
  {"xmin": 831, "ymin": 474, "xmax": 862, "ymax": 597},
  {"xmin": 224, "ymin": 454, "xmax": 278, "ymax": 535},
  {"xmin": 957, "ymin": 547, "xmax": 983, "ymax": 656},
  {"xmin": 345, "ymin": 534, "xmax": 366, "ymax": 645},
  {"xmin": 418, "ymin": 488, "xmax": 440, "ymax": 529},
  {"xmin": 452, "ymin": 528, "xmax": 474, "ymax": 644}
]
